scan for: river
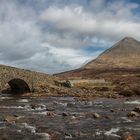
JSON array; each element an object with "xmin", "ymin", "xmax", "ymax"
[{"xmin": 0, "ymin": 94, "xmax": 140, "ymax": 139}]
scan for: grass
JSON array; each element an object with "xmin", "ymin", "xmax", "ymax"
[{"xmin": 73, "ymin": 81, "xmax": 113, "ymax": 89}]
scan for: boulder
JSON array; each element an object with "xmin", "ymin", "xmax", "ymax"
[
  {"xmin": 127, "ymin": 111, "xmax": 139, "ymax": 117},
  {"xmin": 63, "ymin": 80, "xmax": 73, "ymax": 88},
  {"xmin": 85, "ymin": 112, "xmax": 101, "ymax": 119},
  {"xmin": 121, "ymin": 132, "xmax": 135, "ymax": 140},
  {"xmin": 46, "ymin": 107, "xmax": 55, "ymax": 111},
  {"xmin": 4, "ymin": 115, "xmax": 18, "ymax": 123},
  {"xmin": 93, "ymin": 112, "xmax": 100, "ymax": 119},
  {"xmin": 62, "ymin": 112, "xmax": 69, "ymax": 117},
  {"xmin": 110, "ymin": 109, "xmax": 117, "ymax": 113},
  {"xmin": 47, "ymin": 111, "xmax": 55, "ymax": 117},
  {"xmin": 133, "ymin": 106, "xmax": 140, "ymax": 113},
  {"xmin": 30, "ymin": 104, "xmax": 45, "ymax": 110}
]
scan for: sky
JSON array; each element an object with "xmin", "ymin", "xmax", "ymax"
[{"xmin": 0, "ymin": 0, "xmax": 140, "ymax": 74}]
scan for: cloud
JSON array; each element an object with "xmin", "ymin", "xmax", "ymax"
[
  {"xmin": 40, "ymin": 2, "xmax": 140, "ymax": 41},
  {"xmin": 11, "ymin": 44, "xmax": 93, "ymax": 73},
  {"xmin": 0, "ymin": 0, "xmax": 140, "ymax": 74}
]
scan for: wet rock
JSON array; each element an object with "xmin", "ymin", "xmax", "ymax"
[
  {"xmin": 4, "ymin": 115, "xmax": 18, "ymax": 123},
  {"xmin": 72, "ymin": 131, "xmax": 84, "ymax": 138},
  {"xmin": 133, "ymin": 106, "xmax": 140, "ymax": 113},
  {"xmin": 67, "ymin": 103, "xmax": 75, "ymax": 107},
  {"xmin": 36, "ymin": 127, "xmax": 61, "ymax": 140},
  {"xmin": 105, "ymin": 116, "xmax": 112, "ymax": 120},
  {"xmin": 69, "ymin": 117, "xmax": 80, "ymax": 125},
  {"xmin": 21, "ymin": 104, "xmax": 26, "ymax": 107},
  {"xmin": 127, "ymin": 111, "xmax": 139, "ymax": 117},
  {"xmin": 85, "ymin": 112, "xmax": 100, "ymax": 119},
  {"xmin": 47, "ymin": 111, "xmax": 55, "ymax": 117},
  {"xmin": 65, "ymin": 133, "xmax": 72, "ymax": 139},
  {"xmin": 46, "ymin": 107, "xmax": 55, "ymax": 111},
  {"xmin": 30, "ymin": 104, "xmax": 45, "ymax": 110},
  {"xmin": 84, "ymin": 101, "xmax": 93, "ymax": 106},
  {"xmin": 21, "ymin": 123, "xmax": 36, "ymax": 133},
  {"xmin": 93, "ymin": 112, "xmax": 100, "ymax": 119},
  {"xmin": 30, "ymin": 104, "xmax": 37, "ymax": 109},
  {"xmin": 121, "ymin": 132, "xmax": 135, "ymax": 140},
  {"xmin": 104, "ymin": 128, "xmax": 120, "ymax": 139},
  {"xmin": 36, "ymin": 132, "xmax": 51, "ymax": 140},
  {"xmin": 62, "ymin": 112, "xmax": 69, "ymax": 117},
  {"xmin": 50, "ymin": 132, "xmax": 61, "ymax": 140},
  {"xmin": 111, "ymin": 109, "xmax": 116, "ymax": 113}
]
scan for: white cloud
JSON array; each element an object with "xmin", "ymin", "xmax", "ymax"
[
  {"xmin": 12, "ymin": 44, "xmax": 93, "ymax": 74},
  {"xmin": 41, "ymin": 43, "xmax": 92, "ymax": 71},
  {"xmin": 40, "ymin": 6, "xmax": 96, "ymax": 35},
  {"xmin": 0, "ymin": 0, "xmax": 140, "ymax": 74},
  {"xmin": 40, "ymin": 3, "xmax": 140, "ymax": 41}
]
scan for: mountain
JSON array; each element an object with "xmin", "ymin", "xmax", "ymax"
[
  {"xmin": 55, "ymin": 37, "xmax": 140, "ymax": 99},
  {"xmin": 85, "ymin": 37, "xmax": 140, "ymax": 69},
  {"xmin": 56, "ymin": 37, "xmax": 140, "ymax": 78}
]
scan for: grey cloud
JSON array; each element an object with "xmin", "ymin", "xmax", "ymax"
[
  {"xmin": 40, "ymin": 2, "xmax": 140, "ymax": 41},
  {"xmin": 0, "ymin": 0, "xmax": 140, "ymax": 74}
]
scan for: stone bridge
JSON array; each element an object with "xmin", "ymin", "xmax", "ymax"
[{"xmin": 0, "ymin": 65, "xmax": 56, "ymax": 94}]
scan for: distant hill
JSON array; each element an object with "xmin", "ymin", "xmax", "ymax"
[{"xmin": 85, "ymin": 37, "xmax": 140, "ymax": 69}]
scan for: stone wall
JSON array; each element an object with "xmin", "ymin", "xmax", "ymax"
[{"xmin": 0, "ymin": 65, "xmax": 57, "ymax": 91}]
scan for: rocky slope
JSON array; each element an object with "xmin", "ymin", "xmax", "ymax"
[{"xmin": 85, "ymin": 37, "xmax": 140, "ymax": 69}]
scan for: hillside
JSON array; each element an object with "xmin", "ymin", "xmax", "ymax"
[
  {"xmin": 56, "ymin": 37, "xmax": 140, "ymax": 79},
  {"xmin": 85, "ymin": 37, "xmax": 140, "ymax": 69},
  {"xmin": 55, "ymin": 37, "xmax": 140, "ymax": 98}
]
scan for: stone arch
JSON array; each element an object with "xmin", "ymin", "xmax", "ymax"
[{"xmin": 7, "ymin": 78, "xmax": 31, "ymax": 94}]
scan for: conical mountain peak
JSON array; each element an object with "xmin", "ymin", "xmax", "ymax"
[
  {"xmin": 119, "ymin": 36, "xmax": 139, "ymax": 45},
  {"xmin": 122, "ymin": 36, "xmax": 136, "ymax": 41},
  {"xmin": 85, "ymin": 37, "xmax": 140, "ymax": 69}
]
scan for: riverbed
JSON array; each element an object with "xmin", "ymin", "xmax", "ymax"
[{"xmin": 0, "ymin": 94, "xmax": 140, "ymax": 140}]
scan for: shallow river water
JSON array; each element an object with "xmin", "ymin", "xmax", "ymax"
[{"xmin": 0, "ymin": 94, "xmax": 140, "ymax": 140}]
